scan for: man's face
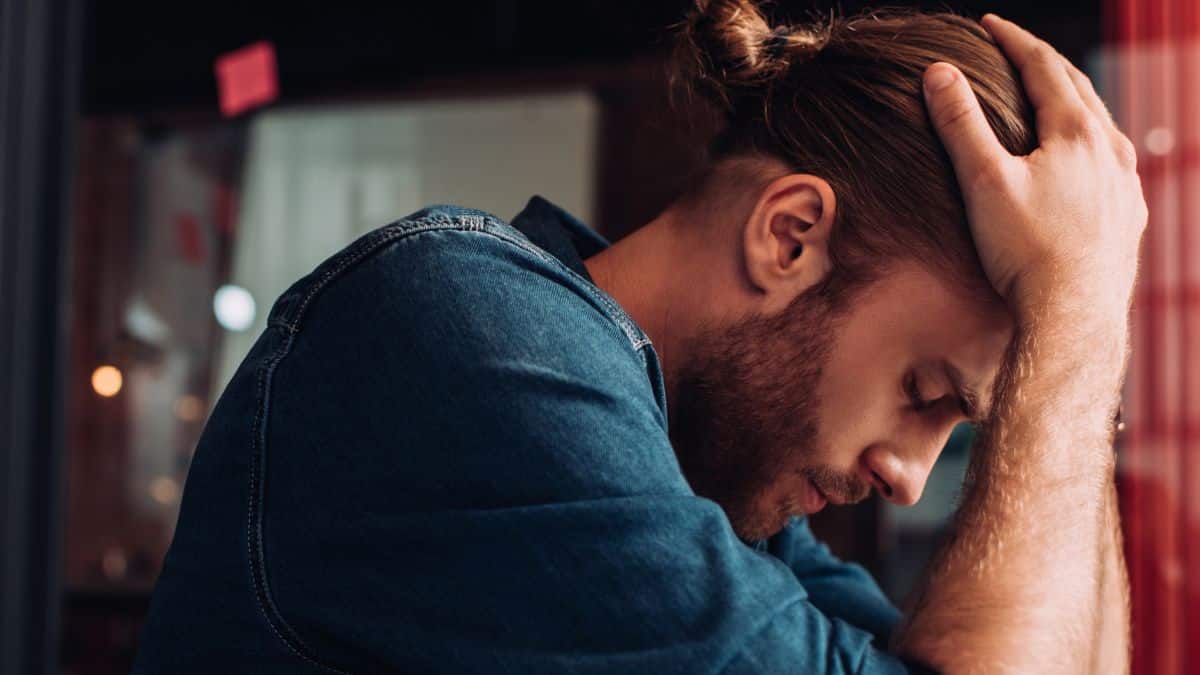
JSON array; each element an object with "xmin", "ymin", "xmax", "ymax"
[{"xmin": 668, "ymin": 260, "xmax": 1013, "ymax": 541}]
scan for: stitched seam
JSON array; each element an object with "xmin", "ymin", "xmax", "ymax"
[
  {"xmin": 470, "ymin": 224, "xmax": 653, "ymax": 353},
  {"xmin": 247, "ymin": 326, "xmax": 351, "ymax": 674},
  {"xmin": 387, "ymin": 210, "xmax": 649, "ymax": 351},
  {"xmin": 285, "ymin": 218, "xmax": 484, "ymax": 333},
  {"xmin": 244, "ymin": 213, "xmax": 517, "ymax": 673},
  {"xmin": 281, "ymin": 213, "xmax": 652, "ymax": 356},
  {"xmin": 247, "ymin": 211, "xmax": 650, "ymax": 672},
  {"xmin": 288, "ymin": 230, "xmax": 422, "ymax": 331}
]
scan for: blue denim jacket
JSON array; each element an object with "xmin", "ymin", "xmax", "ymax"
[{"xmin": 133, "ymin": 197, "xmax": 925, "ymax": 674}]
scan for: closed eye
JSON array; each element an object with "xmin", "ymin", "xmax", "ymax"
[{"xmin": 904, "ymin": 372, "xmax": 934, "ymax": 412}]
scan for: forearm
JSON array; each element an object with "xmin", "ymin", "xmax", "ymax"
[
  {"xmin": 892, "ymin": 312, "xmax": 1127, "ymax": 674},
  {"xmin": 901, "ymin": 9, "xmax": 1147, "ymax": 672},
  {"xmin": 1092, "ymin": 479, "xmax": 1130, "ymax": 675}
]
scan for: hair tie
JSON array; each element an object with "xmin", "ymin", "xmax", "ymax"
[{"xmin": 764, "ymin": 25, "xmax": 793, "ymax": 60}]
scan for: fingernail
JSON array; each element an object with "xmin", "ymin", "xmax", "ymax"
[{"xmin": 925, "ymin": 64, "xmax": 956, "ymax": 94}]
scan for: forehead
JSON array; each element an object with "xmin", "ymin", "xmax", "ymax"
[{"xmin": 836, "ymin": 261, "xmax": 1013, "ymax": 384}]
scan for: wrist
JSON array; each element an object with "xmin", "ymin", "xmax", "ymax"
[
  {"xmin": 1012, "ymin": 281, "xmax": 1131, "ymax": 371},
  {"xmin": 983, "ymin": 316, "xmax": 1127, "ymax": 471},
  {"xmin": 1012, "ymin": 267, "xmax": 1135, "ymax": 342}
]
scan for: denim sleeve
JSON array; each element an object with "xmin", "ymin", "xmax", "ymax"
[
  {"xmin": 250, "ymin": 223, "xmax": 929, "ymax": 674},
  {"xmin": 765, "ymin": 517, "xmax": 903, "ymax": 645},
  {"xmin": 717, "ymin": 602, "xmax": 928, "ymax": 675}
]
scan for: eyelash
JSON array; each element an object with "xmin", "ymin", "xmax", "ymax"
[{"xmin": 905, "ymin": 373, "xmax": 934, "ymax": 412}]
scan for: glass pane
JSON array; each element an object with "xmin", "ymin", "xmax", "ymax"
[{"xmin": 65, "ymin": 93, "xmax": 598, "ymax": 593}]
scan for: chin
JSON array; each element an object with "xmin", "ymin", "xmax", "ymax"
[{"xmin": 728, "ymin": 505, "xmax": 793, "ymax": 543}]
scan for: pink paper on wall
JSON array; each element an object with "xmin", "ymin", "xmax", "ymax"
[{"xmin": 214, "ymin": 41, "xmax": 279, "ymax": 117}]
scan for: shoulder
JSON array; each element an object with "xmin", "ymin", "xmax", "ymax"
[
  {"xmin": 266, "ymin": 204, "xmax": 645, "ymax": 356},
  {"xmin": 258, "ymin": 204, "xmax": 676, "ymax": 504}
]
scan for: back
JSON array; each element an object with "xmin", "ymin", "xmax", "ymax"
[{"xmin": 134, "ymin": 203, "xmax": 912, "ymax": 675}]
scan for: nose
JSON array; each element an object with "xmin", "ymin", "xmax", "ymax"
[{"xmin": 859, "ymin": 440, "xmax": 944, "ymax": 507}]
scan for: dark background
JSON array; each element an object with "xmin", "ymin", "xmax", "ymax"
[
  {"xmin": 84, "ymin": 0, "xmax": 1102, "ymax": 237},
  {"xmin": 86, "ymin": 1, "xmax": 1099, "ymax": 115}
]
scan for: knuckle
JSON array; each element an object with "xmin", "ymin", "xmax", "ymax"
[
  {"xmin": 1029, "ymin": 43, "xmax": 1058, "ymax": 67},
  {"xmin": 1079, "ymin": 117, "xmax": 1108, "ymax": 143},
  {"xmin": 965, "ymin": 160, "xmax": 1009, "ymax": 192},
  {"xmin": 933, "ymin": 99, "xmax": 976, "ymax": 131},
  {"xmin": 1114, "ymin": 134, "xmax": 1139, "ymax": 169},
  {"xmin": 1061, "ymin": 110, "xmax": 1103, "ymax": 142}
]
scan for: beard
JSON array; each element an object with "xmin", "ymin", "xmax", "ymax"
[{"xmin": 668, "ymin": 286, "xmax": 869, "ymax": 542}]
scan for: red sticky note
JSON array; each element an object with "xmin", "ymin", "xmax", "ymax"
[{"xmin": 214, "ymin": 41, "xmax": 279, "ymax": 117}]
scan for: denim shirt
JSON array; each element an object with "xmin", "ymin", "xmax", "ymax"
[{"xmin": 134, "ymin": 196, "xmax": 926, "ymax": 674}]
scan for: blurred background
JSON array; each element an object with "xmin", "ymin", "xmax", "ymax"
[{"xmin": 0, "ymin": 0, "xmax": 1195, "ymax": 673}]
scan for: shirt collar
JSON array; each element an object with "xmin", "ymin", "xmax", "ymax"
[
  {"xmin": 509, "ymin": 196, "xmax": 666, "ymax": 417},
  {"xmin": 509, "ymin": 196, "xmax": 610, "ymax": 283}
]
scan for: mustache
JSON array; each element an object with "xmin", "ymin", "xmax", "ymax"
[{"xmin": 804, "ymin": 466, "xmax": 872, "ymax": 505}]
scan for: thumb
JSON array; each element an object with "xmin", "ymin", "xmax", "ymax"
[{"xmin": 923, "ymin": 62, "xmax": 1010, "ymax": 189}]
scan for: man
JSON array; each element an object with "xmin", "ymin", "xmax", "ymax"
[{"xmin": 134, "ymin": 11, "xmax": 1144, "ymax": 675}]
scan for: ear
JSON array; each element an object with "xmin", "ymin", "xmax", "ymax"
[{"xmin": 742, "ymin": 174, "xmax": 836, "ymax": 313}]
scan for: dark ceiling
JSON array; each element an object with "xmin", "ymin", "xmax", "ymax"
[{"xmin": 82, "ymin": 0, "xmax": 1103, "ymax": 115}]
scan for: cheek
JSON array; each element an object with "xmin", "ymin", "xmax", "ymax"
[{"xmin": 814, "ymin": 345, "xmax": 903, "ymax": 462}]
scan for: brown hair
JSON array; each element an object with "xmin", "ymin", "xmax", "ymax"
[{"xmin": 673, "ymin": 1, "xmax": 1037, "ymax": 298}]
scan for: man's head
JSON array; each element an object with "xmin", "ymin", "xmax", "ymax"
[{"xmin": 662, "ymin": 2, "xmax": 1037, "ymax": 540}]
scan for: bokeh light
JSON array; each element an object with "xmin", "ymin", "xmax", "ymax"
[
  {"xmin": 1144, "ymin": 126, "xmax": 1175, "ymax": 156},
  {"xmin": 149, "ymin": 476, "xmax": 181, "ymax": 506},
  {"xmin": 90, "ymin": 365, "xmax": 123, "ymax": 397},
  {"xmin": 213, "ymin": 284, "xmax": 256, "ymax": 332},
  {"xmin": 173, "ymin": 394, "xmax": 205, "ymax": 422}
]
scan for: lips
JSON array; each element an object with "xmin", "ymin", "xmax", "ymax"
[{"xmin": 803, "ymin": 477, "xmax": 828, "ymax": 514}]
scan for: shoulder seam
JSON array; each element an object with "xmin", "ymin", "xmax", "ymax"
[
  {"xmin": 272, "ymin": 215, "xmax": 485, "ymax": 333},
  {"xmin": 273, "ymin": 212, "xmax": 651, "ymax": 355},
  {"xmin": 475, "ymin": 224, "xmax": 653, "ymax": 352}
]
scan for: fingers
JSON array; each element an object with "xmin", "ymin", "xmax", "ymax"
[
  {"xmin": 1058, "ymin": 53, "xmax": 1138, "ymax": 165},
  {"xmin": 982, "ymin": 13, "xmax": 1139, "ymax": 167},
  {"xmin": 981, "ymin": 14, "xmax": 1089, "ymax": 138},
  {"xmin": 1060, "ymin": 56, "xmax": 1114, "ymax": 128},
  {"xmin": 923, "ymin": 62, "xmax": 1012, "ymax": 189}
]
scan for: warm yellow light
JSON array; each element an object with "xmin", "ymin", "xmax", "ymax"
[
  {"xmin": 91, "ymin": 365, "xmax": 123, "ymax": 397},
  {"xmin": 174, "ymin": 394, "xmax": 205, "ymax": 422},
  {"xmin": 149, "ymin": 476, "xmax": 181, "ymax": 505}
]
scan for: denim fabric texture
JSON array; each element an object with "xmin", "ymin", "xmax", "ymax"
[{"xmin": 133, "ymin": 196, "xmax": 926, "ymax": 674}]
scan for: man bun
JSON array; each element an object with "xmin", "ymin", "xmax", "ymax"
[
  {"xmin": 674, "ymin": 0, "xmax": 831, "ymax": 115},
  {"xmin": 668, "ymin": 4, "xmax": 1039, "ymax": 312}
]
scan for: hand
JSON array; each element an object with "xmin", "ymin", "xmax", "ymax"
[{"xmin": 922, "ymin": 14, "xmax": 1148, "ymax": 329}]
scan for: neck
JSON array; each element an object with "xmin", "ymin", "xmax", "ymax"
[{"xmin": 584, "ymin": 208, "xmax": 718, "ymax": 407}]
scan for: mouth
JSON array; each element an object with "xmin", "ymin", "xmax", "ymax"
[{"xmin": 803, "ymin": 477, "xmax": 829, "ymax": 514}]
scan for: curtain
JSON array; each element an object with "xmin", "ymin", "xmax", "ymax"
[{"xmin": 1103, "ymin": 0, "xmax": 1200, "ymax": 672}]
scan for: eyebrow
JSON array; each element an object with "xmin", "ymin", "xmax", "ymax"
[{"xmin": 940, "ymin": 360, "xmax": 988, "ymax": 423}]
